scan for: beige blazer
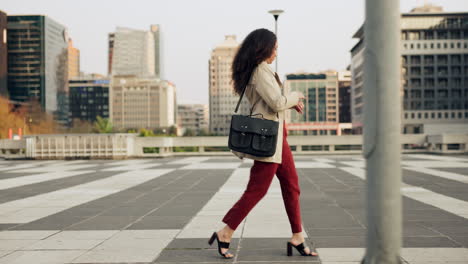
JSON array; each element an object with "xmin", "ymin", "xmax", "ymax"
[{"xmin": 231, "ymin": 61, "xmax": 301, "ymax": 164}]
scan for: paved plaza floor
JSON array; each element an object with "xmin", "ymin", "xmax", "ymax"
[{"xmin": 0, "ymin": 154, "xmax": 467, "ymax": 263}]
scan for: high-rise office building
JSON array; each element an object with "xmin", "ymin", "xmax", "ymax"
[
  {"xmin": 110, "ymin": 75, "xmax": 175, "ymax": 130},
  {"xmin": 338, "ymin": 70, "xmax": 352, "ymax": 123},
  {"xmin": 284, "ymin": 71, "xmax": 340, "ymax": 135},
  {"xmin": 109, "ymin": 25, "xmax": 161, "ymax": 78},
  {"xmin": 69, "ymin": 74, "xmax": 109, "ymax": 123},
  {"xmin": 209, "ymin": 35, "xmax": 249, "ymax": 135},
  {"xmin": 68, "ymin": 38, "xmax": 80, "ymax": 79},
  {"xmin": 108, "ymin": 33, "xmax": 114, "ymax": 75},
  {"xmin": 351, "ymin": 5, "xmax": 468, "ymax": 134},
  {"xmin": 177, "ymin": 104, "xmax": 209, "ymax": 134},
  {"xmin": 0, "ymin": 10, "xmax": 7, "ymax": 97},
  {"xmin": 7, "ymin": 15, "xmax": 70, "ymax": 127}
]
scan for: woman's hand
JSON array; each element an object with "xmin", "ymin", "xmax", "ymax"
[
  {"xmin": 294, "ymin": 92, "xmax": 305, "ymax": 114},
  {"xmin": 294, "ymin": 100, "xmax": 304, "ymax": 114}
]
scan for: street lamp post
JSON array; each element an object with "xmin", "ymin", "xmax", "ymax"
[
  {"xmin": 268, "ymin": 9, "xmax": 284, "ymax": 73},
  {"xmin": 363, "ymin": 0, "xmax": 402, "ymax": 263}
]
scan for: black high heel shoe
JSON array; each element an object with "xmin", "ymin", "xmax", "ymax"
[
  {"xmin": 287, "ymin": 241, "xmax": 318, "ymax": 256},
  {"xmin": 208, "ymin": 232, "xmax": 234, "ymax": 259}
]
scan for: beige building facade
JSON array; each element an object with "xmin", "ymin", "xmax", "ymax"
[
  {"xmin": 67, "ymin": 38, "xmax": 80, "ymax": 79},
  {"xmin": 110, "ymin": 75, "xmax": 175, "ymax": 130},
  {"xmin": 177, "ymin": 104, "xmax": 209, "ymax": 134},
  {"xmin": 209, "ymin": 35, "xmax": 249, "ymax": 135},
  {"xmin": 284, "ymin": 71, "xmax": 341, "ymax": 135}
]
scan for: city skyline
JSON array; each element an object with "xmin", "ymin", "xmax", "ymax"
[{"xmin": 1, "ymin": 0, "xmax": 467, "ymax": 106}]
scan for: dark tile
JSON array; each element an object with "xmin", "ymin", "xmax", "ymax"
[
  {"xmin": 312, "ymin": 236, "xmax": 366, "ymax": 248},
  {"xmin": 128, "ymin": 216, "xmax": 190, "ymax": 229},
  {"xmin": 156, "ymin": 248, "xmax": 234, "ymax": 263},
  {"xmin": 237, "ymin": 248, "xmax": 319, "ymax": 262},
  {"xmin": 166, "ymin": 238, "xmax": 239, "ymax": 250},
  {"xmin": 306, "ymin": 228, "xmax": 366, "ymax": 237},
  {"xmin": 0, "ymin": 224, "xmax": 17, "ymax": 230},
  {"xmin": 403, "ymin": 236, "xmax": 462, "ymax": 247},
  {"xmin": 452, "ymin": 236, "xmax": 468, "ymax": 247}
]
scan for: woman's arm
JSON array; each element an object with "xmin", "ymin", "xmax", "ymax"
[{"xmin": 254, "ymin": 65, "xmax": 302, "ymax": 112}]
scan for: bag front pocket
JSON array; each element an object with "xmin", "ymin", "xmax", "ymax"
[{"xmin": 230, "ymin": 131, "xmax": 253, "ymax": 149}]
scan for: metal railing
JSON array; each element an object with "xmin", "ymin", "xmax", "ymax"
[{"xmin": 0, "ymin": 133, "xmax": 466, "ymax": 160}]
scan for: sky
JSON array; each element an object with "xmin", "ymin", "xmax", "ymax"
[{"xmin": 2, "ymin": 0, "xmax": 467, "ymax": 105}]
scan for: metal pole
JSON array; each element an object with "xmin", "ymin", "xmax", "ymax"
[
  {"xmin": 274, "ymin": 15, "xmax": 278, "ymax": 72},
  {"xmin": 363, "ymin": 0, "xmax": 402, "ymax": 263}
]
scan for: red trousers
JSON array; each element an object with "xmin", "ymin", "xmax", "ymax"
[{"xmin": 222, "ymin": 122, "xmax": 302, "ymax": 233}]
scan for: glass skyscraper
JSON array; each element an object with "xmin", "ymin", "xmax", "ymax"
[
  {"xmin": 284, "ymin": 72, "xmax": 340, "ymax": 135},
  {"xmin": 7, "ymin": 15, "xmax": 69, "ymax": 126},
  {"xmin": 351, "ymin": 6, "xmax": 468, "ymax": 134}
]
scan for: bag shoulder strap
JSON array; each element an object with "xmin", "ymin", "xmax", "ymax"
[{"xmin": 234, "ymin": 70, "xmax": 281, "ymax": 118}]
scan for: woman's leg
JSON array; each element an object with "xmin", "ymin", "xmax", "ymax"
[
  {"xmin": 222, "ymin": 159, "xmax": 278, "ymax": 231},
  {"xmin": 275, "ymin": 131, "xmax": 302, "ymax": 234}
]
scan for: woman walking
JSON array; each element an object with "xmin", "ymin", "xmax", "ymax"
[{"xmin": 208, "ymin": 28, "xmax": 318, "ymax": 259}]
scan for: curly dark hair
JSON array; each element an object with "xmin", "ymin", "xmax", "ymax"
[{"xmin": 231, "ymin": 28, "xmax": 277, "ymax": 96}]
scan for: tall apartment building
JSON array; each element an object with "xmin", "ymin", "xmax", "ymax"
[
  {"xmin": 7, "ymin": 15, "xmax": 70, "ymax": 127},
  {"xmin": 0, "ymin": 10, "xmax": 7, "ymax": 97},
  {"xmin": 338, "ymin": 70, "xmax": 352, "ymax": 123},
  {"xmin": 351, "ymin": 5, "xmax": 468, "ymax": 134},
  {"xmin": 108, "ymin": 25, "xmax": 161, "ymax": 78},
  {"xmin": 69, "ymin": 74, "xmax": 109, "ymax": 123},
  {"xmin": 284, "ymin": 71, "xmax": 340, "ymax": 135},
  {"xmin": 110, "ymin": 75, "xmax": 175, "ymax": 130},
  {"xmin": 68, "ymin": 38, "xmax": 80, "ymax": 79},
  {"xmin": 177, "ymin": 104, "xmax": 209, "ymax": 134},
  {"xmin": 209, "ymin": 35, "xmax": 249, "ymax": 135}
]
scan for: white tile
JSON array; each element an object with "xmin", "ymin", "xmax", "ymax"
[
  {"xmin": 402, "ymin": 248, "xmax": 468, "ymax": 262},
  {"xmin": 70, "ymin": 248, "xmax": 158, "ymax": 263},
  {"xmin": 0, "ymin": 169, "xmax": 174, "ymax": 223},
  {"xmin": 404, "ymin": 167, "xmax": 468, "ymax": 184},
  {"xmin": 405, "ymin": 154, "xmax": 468, "ymax": 162},
  {"xmin": 341, "ymin": 167, "xmax": 468, "ymax": 220},
  {"xmin": 25, "ymin": 239, "xmax": 103, "ymax": 250},
  {"xmin": 0, "ymin": 240, "xmax": 40, "ymax": 251},
  {"xmin": 178, "ymin": 167, "xmax": 308, "ymax": 238},
  {"xmin": 317, "ymin": 248, "xmax": 365, "ymax": 262},
  {"xmin": 402, "ymin": 187, "xmax": 468, "ymax": 219},
  {"xmin": 179, "ymin": 162, "xmax": 240, "ymax": 170},
  {"xmin": 339, "ymin": 161, "xmax": 365, "ymax": 168},
  {"xmin": 295, "ymin": 162, "xmax": 335, "ymax": 168},
  {"xmin": 339, "ymin": 167, "xmax": 366, "ymax": 180},
  {"xmin": 168, "ymin": 157, "xmax": 211, "ymax": 164},
  {"xmin": 48, "ymin": 230, "xmax": 118, "ymax": 240},
  {"xmin": 402, "ymin": 161, "xmax": 468, "ymax": 168},
  {"xmin": 0, "ymin": 250, "xmax": 84, "ymax": 264},
  {"xmin": 70, "ymin": 230, "xmax": 179, "ymax": 263},
  {"xmin": 0, "ymin": 231, "xmax": 59, "ymax": 240},
  {"xmin": 102, "ymin": 163, "xmax": 160, "ymax": 171},
  {"xmin": 0, "ymin": 171, "xmax": 95, "ymax": 190},
  {"xmin": 0, "ymin": 252, "xmax": 11, "ymax": 258},
  {"xmin": 13, "ymin": 164, "xmax": 97, "ymax": 173}
]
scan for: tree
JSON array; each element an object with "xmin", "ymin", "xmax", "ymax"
[
  {"xmin": 93, "ymin": 116, "xmax": 113, "ymax": 133},
  {"xmin": 69, "ymin": 118, "xmax": 94, "ymax": 133},
  {"xmin": 168, "ymin": 125, "xmax": 177, "ymax": 136},
  {"xmin": 183, "ymin": 128, "xmax": 195, "ymax": 136},
  {"xmin": 197, "ymin": 128, "xmax": 210, "ymax": 136},
  {"xmin": 139, "ymin": 128, "xmax": 155, "ymax": 137},
  {"xmin": 0, "ymin": 96, "xmax": 58, "ymax": 138}
]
